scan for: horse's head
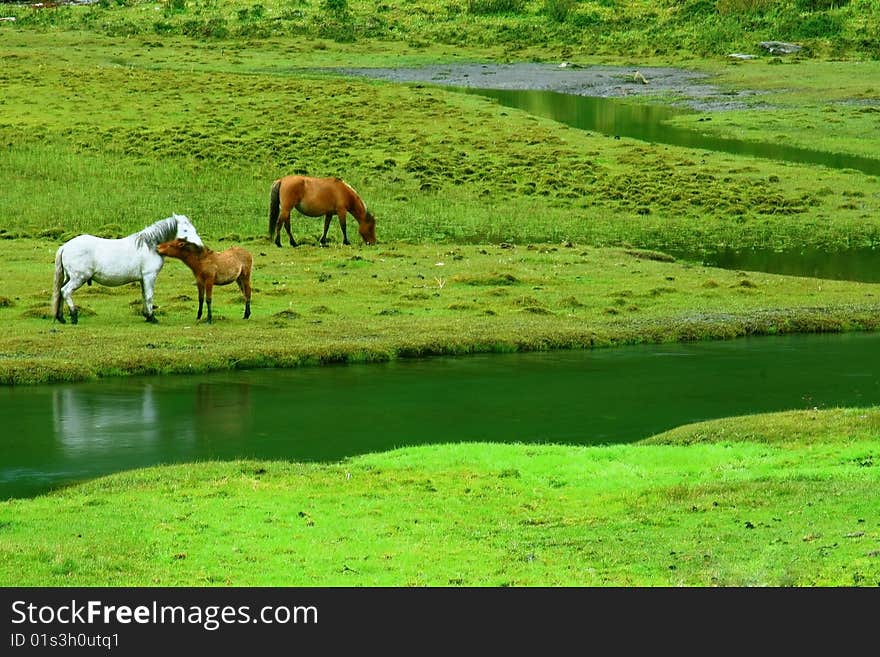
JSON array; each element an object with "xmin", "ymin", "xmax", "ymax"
[
  {"xmin": 173, "ymin": 214, "xmax": 204, "ymax": 246},
  {"xmin": 359, "ymin": 212, "xmax": 377, "ymax": 245},
  {"xmin": 157, "ymin": 239, "xmax": 184, "ymax": 258},
  {"xmin": 157, "ymin": 238, "xmax": 202, "ymax": 259}
]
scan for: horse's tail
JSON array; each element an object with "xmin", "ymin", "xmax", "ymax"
[
  {"xmin": 51, "ymin": 246, "xmax": 65, "ymax": 321},
  {"xmin": 268, "ymin": 178, "xmax": 281, "ymax": 238}
]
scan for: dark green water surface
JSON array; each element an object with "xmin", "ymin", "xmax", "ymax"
[
  {"xmin": 462, "ymin": 87, "xmax": 880, "ymax": 176},
  {"xmin": 675, "ymin": 247, "xmax": 880, "ymax": 283},
  {"xmin": 4, "ymin": 332, "xmax": 880, "ymax": 499},
  {"xmin": 462, "ymin": 87, "xmax": 880, "ymax": 281}
]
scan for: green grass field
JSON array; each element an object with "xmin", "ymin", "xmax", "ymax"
[{"xmin": 1, "ymin": 3, "xmax": 879, "ymax": 586}]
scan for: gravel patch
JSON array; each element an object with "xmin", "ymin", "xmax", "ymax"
[{"xmin": 339, "ymin": 62, "xmax": 765, "ymax": 111}]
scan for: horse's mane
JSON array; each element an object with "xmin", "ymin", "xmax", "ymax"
[
  {"xmin": 135, "ymin": 217, "xmax": 180, "ymax": 250},
  {"xmin": 338, "ymin": 179, "xmax": 372, "ymax": 218}
]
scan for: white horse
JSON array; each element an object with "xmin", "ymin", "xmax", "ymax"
[{"xmin": 51, "ymin": 214, "xmax": 203, "ymax": 324}]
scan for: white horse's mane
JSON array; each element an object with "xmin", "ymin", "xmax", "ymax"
[
  {"xmin": 135, "ymin": 214, "xmax": 199, "ymax": 249},
  {"xmin": 135, "ymin": 216, "xmax": 179, "ymax": 249}
]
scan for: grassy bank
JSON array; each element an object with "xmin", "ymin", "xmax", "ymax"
[
  {"xmin": 3, "ymin": 237, "xmax": 880, "ymax": 384},
  {"xmin": 1, "ymin": 407, "xmax": 877, "ymax": 586}
]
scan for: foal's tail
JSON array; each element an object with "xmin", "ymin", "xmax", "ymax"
[
  {"xmin": 51, "ymin": 246, "xmax": 65, "ymax": 321},
  {"xmin": 268, "ymin": 178, "xmax": 281, "ymax": 238}
]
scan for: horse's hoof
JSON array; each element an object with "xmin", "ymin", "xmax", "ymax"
[
  {"xmin": 145, "ymin": 315, "xmax": 158, "ymax": 324},
  {"xmin": 55, "ymin": 315, "xmax": 66, "ymax": 324}
]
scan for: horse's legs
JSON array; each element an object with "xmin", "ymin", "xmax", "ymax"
[
  {"xmin": 196, "ymin": 281, "xmax": 205, "ymax": 320},
  {"xmin": 276, "ymin": 210, "xmax": 297, "ymax": 248},
  {"xmin": 283, "ymin": 215, "xmax": 297, "ymax": 247},
  {"xmin": 273, "ymin": 215, "xmax": 281, "ymax": 248},
  {"xmin": 60, "ymin": 276, "xmax": 86, "ymax": 325},
  {"xmin": 237, "ymin": 274, "xmax": 251, "ymax": 320},
  {"xmin": 275, "ymin": 208, "xmax": 295, "ymax": 248},
  {"xmin": 320, "ymin": 214, "xmax": 333, "ymax": 246},
  {"xmin": 337, "ymin": 209, "xmax": 350, "ymax": 245},
  {"xmin": 273, "ymin": 211, "xmax": 282, "ymax": 247},
  {"xmin": 55, "ymin": 280, "xmax": 67, "ymax": 324},
  {"xmin": 141, "ymin": 273, "xmax": 159, "ymax": 323},
  {"xmin": 204, "ymin": 278, "xmax": 214, "ymax": 323}
]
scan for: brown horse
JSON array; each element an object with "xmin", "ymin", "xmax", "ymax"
[
  {"xmin": 157, "ymin": 239, "xmax": 253, "ymax": 323},
  {"xmin": 268, "ymin": 175, "xmax": 377, "ymax": 247}
]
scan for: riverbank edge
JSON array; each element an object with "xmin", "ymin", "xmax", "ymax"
[
  {"xmin": 2, "ymin": 406, "xmax": 879, "ymax": 585},
  {"xmin": 4, "ymin": 302, "xmax": 880, "ymax": 386}
]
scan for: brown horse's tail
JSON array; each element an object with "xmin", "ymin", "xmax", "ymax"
[
  {"xmin": 268, "ymin": 179, "xmax": 281, "ymax": 238},
  {"xmin": 51, "ymin": 246, "xmax": 65, "ymax": 321}
]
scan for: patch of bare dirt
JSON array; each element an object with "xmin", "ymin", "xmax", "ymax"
[{"xmin": 340, "ymin": 63, "xmax": 763, "ymax": 111}]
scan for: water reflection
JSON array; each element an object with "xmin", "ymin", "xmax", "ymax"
[
  {"xmin": 194, "ymin": 382, "xmax": 253, "ymax": 441},
  {"xmin": 52, "ymin": 385, "xmax": 163, "ymax": 454},
  {"xmin": 472, "ymin": 88, "xmax": 680, "ymax": 142},
  {"xmin": 673, "ymin": 247, "xmax": 880, "ymax": 283},
  {"xmin": 459, "ymin": 87, "xmax": 880, "ymax": 176},
  {"xmin": 3, "ymin": 333, "xmax": 880, "ymax": 499}
]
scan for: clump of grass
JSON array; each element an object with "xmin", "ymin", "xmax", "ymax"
[
  {"xmin": 467, "ymin": 0, "xmax": 526, "ymax": 16},
  {"xmin": 273, "ymin": 309, "xmax": 301, "ymax": 320},
  {"xmin": 543, "ymin": 0, "xmax": 575, "ymax": 23},
  {"xmin": 455, "ymin": 272, "xmax": 521, "ymax": 286},
  {"xmin": 38, "ymin": 227, "xmax": 65, "ymax": 239},
  {"xmin": 512, "ymin": 295, "xmax": 542, "ymax": 307},
  {"xmin": 623, "ymin": 249, "xmax": 676, "ymax": 263}
]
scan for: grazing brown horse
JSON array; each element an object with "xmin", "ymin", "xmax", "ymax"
[
  {"xmin": 268, "ymin": 175, "xmax": 377, "ymax": 247},
  {"xmin": 157, "ymin": 239, "xmax": 253, "ymax": 323}
]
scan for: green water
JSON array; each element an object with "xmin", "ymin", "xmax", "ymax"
[
  {"xmin": 3, "ymin": 332, "xmax": 880, "ymax": 499},
  {"xmin": 463, "ymin": 87, "xmax": 880, "ymax": 280},
  {"xmin": 462, "ymin": 87, "xmax": 880, "ymax": 176},
  {"xmin": 674, "ymin": 246, "xmax": 880, "ymax": 283}
]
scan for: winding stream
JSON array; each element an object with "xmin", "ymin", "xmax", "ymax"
[
  {"xmin": 3, "ymin": 332, "xmax": 880, "ymax": 499},
  {"xmin": 459, "ymin": 87, "xmax": 880, "ymax": 176}
]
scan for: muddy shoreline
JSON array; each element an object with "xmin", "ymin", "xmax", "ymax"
[{"xmin": 339, "ymin": 63, "xmax": 761, "ymax": 111}]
